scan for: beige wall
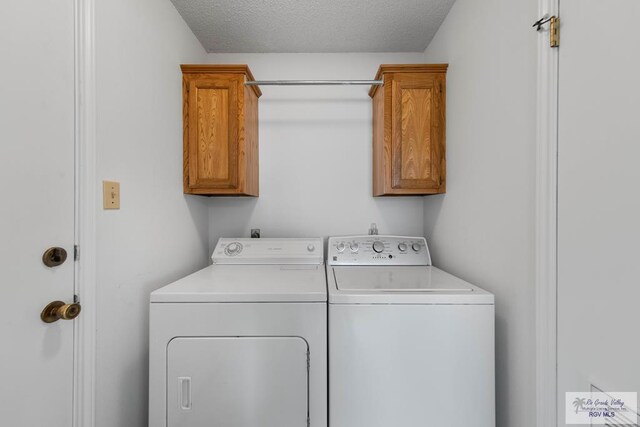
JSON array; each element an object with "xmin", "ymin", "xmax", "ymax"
[
  {"xmin": 95, "ymin": 0, "xmax": 208, "ymax": 425},
  {"xmin": 205, "ymin": 53, "xmax": 428, "ymax": 248},
  {"xmin": 422, "ymin": 0, "xmax": 538, "ymax": 426}
]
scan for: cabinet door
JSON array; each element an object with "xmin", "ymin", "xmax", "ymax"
[
  {"xmin": 167, "ymin": 337, "xmax": 309, "ymax": 427},
  {"xmin": 391, "ymin": 73, "xmax": 445, "ymax": 191},
  {"xmin": 187, "ymin": 75, "xmax": 240, "ymax": 189}
]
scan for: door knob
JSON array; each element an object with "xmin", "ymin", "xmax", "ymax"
[{"xmin": 40, "ymin": 300, "xmax": 81, "ymax": 323}]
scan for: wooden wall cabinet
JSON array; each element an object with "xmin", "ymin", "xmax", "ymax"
[
  {"xmin": 370, "ymin": 64, "xmax": 448, "ymax": 196},
  {"xmin": 182, "ymin": 65, "xmax": 261, "ymax": 196}
]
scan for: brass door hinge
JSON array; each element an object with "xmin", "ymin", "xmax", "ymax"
[
  {"xmin": 533, "ymin": 15, "xmax": 560, "ymax": 48},
  {"xmin": 550, "ymin": 16, "xmax": 559, "ymax": 47}
]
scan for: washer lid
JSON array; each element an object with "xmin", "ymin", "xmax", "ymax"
[
  {"xmin": 151, "ymin": 264, "xmax": 327, "ymax": 303},
  {"xmin": 330, "ymin": 266, "xmax": 494, "ymax": 304}
]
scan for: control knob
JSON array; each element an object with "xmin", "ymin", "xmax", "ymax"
[
  {"xmin": 350, "ymin": 242, "xmax": 359, "ymax": 252},
  {"xmin": 336, "ymin": 242, "xmax": 346, "ymax": 253},
  {"xmin": 372, "ymin": 241, "xmax": 385, "ymax": 253},
  {"xmin": 398, "ymin": 242, "xmax": 408, "ymax": 252},
  {"xmin": 224, "ymin": 242, "xmax": 243, "ymax": 256},
  {"xmin": 412, "ymin": 243, "xmax": 422, "ymax": 252}
]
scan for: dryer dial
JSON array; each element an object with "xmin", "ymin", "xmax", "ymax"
[{"xmin": 224, "ymin": 242, "xmax": 243, "ymax": 256}]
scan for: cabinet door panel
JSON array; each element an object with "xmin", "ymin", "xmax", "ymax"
[
  {"xmin": 391, "ymin": 73, "xmax": 444, "ymax": 190},
  {"xmin": 400, "ymin": 87, "xmax": 432, "ymax": 181},
  {"xmin": 188, "ymin": 76, "xmax": 239, "ymax": 189}
]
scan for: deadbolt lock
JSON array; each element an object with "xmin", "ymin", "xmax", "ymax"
[
  {"xmin": 42, "ymin": 247, "xmax": 68, "ymax": 267},
  {"xmin": 41, "ymin": 300, "xmax": 81, "ymax": 323}
]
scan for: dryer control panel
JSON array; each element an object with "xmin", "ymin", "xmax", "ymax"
[
  {"xmin": 213, "ymin": 238, "xmax": 323, "ymax": 265},
  {"xmin": 328, "ymin": 235, "xmax": 431, "ymax": 266}
]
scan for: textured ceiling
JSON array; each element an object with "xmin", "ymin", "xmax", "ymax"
[{"xmin": 170, "ymin": 0, "xmax": 456, "ymax": 53}]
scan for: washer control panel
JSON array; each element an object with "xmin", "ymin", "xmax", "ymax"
[
  {"xmin": 328, "ymin": 235, "xmax": 431, "ymax": 266},
  {"xmin": 213, "ymin": 238, "xmax": 323, "ymax": 265}
]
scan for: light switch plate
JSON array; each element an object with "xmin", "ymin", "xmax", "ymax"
[{"xmin": 103, "ymin": 181, "xmax": 120, "ymax": 209}]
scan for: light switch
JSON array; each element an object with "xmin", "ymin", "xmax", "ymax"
[{"xmin": 103, "ymin": 181, "xmax": 120, "ymax": 209}]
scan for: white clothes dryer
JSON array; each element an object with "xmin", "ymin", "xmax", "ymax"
[{"xmin": 149, "ymin": 238, "xmax": 326, "ymax": 427}]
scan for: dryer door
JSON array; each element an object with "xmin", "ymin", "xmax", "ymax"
[{"xmin": 167, "ymin": 337, "xmax": 309, "ymax": 427}]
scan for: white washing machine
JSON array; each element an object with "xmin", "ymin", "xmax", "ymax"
[
  {"xmin": 327, "ymin": 235, "xmax": 495, "ymax": 427},
  {"xmin": 149, "ymin": 238, "xmax": 327, "ymax": 427}
]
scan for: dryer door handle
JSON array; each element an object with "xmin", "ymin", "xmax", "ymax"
[{"xmin": 178, "ymin": 377, "xmax": 192, "ymax": 410}]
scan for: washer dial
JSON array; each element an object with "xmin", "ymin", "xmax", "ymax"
[{"xmin": 372, "ymin": 241, "xmax": 385, "ymax": 253}]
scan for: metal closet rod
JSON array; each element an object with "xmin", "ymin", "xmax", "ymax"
[{"xmin": 244, "ymin": 80, "xmax": 383, "ymax": 86}]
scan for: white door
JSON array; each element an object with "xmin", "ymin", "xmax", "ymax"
[
  {"xmin": 557, "ymin": 0, "xmax": 640, "ymax": 425},
  {"xmin": 0, "ymin": 0, "xmax": 77, "ymax": 425},
  {"xmin": 167, "ymin": 337, "xmax": 309, "ymax": 427}
]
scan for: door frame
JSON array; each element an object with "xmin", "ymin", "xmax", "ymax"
[
  {"xmin": 535, "ymin": 0, "xmax": 560, "ymax": 426},
  {"xmin": 69, "ymin": 0, "xmax": 564, "ymax": 425},
  {"xmin": 73, "ymin": 0, "xmax": 97, "ymax": 426}
]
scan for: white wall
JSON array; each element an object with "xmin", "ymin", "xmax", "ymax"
[
  {"xmin": 205, "ymin": 53, "xmax": 427, "ymax": 249},
  {"xmin": 421, "ymin": 1, "xmax": 538, "ymax": 426},
  {"xmin": 95, "ymin": 1, "xmax": 208, "ymax": 426}
]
